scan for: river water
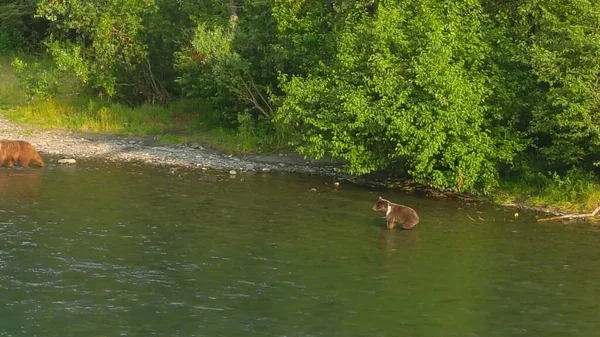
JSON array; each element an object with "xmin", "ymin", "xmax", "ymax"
[{"xmin": 0, "ymin": 160, "xmax": 599, "ymax": 336}]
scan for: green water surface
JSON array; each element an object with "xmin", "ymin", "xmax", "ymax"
[{"xmin": 0, "ymin": 160, "xmax": 599, "ymax": 336}]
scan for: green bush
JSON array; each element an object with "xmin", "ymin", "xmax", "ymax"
[
  {"xmin": 11, "ymin": 57, "xmax": 61, "ymax": 102},
  {"xmin": 276, "ymin": 1, "xmax": 522, "ymax": 193},
  {"xmin": 37, "ymin": 0, "xmax": 162, "ymax": 102}
]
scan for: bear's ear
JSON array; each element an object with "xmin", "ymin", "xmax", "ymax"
[{"xmin": 378, "ymin": 196, "xmax": 382, "ymax": 200}]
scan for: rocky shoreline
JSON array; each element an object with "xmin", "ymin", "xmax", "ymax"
[{"xmin": 0, "ymin": 114, "xmax": 345, "ymax": 177}]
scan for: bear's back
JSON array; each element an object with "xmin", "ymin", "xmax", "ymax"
[
  {"xmin": 389, "ymin": 204, "xmax": 419, "ymax": 229},
  {"xmin": 0, "ymin": 140, "xmax": 21, "ymax": 160}
]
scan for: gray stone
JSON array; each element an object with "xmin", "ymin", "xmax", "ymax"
[{"xmin": 57, "ymin": 158, "xmax": 77, "ymax": 165}]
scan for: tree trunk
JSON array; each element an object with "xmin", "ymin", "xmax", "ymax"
[{"xmin": 229, "ymin": 0, "xmax": 238, "ymax": 22}]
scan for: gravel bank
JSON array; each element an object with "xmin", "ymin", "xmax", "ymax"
[{"xmin": 0, "ymin": 114, "xmax": 344, "ymax": 176}]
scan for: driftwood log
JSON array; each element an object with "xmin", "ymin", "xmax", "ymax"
[{"xmin": 537, "ymin": 206, "xmax": 600, "ymax": 222}]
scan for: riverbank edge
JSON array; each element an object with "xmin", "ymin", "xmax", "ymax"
[{"xmin": 0, "ymin": 110, "xmax": 577, "ymax": 218}]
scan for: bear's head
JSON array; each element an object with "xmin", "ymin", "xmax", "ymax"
[
  {"xmin": 372, "ymin": 196, "xmax": 388, "ymax": 212},
  {"xmin": 32, "ymin": 152, "xmax": 44, "ymax": 167}
]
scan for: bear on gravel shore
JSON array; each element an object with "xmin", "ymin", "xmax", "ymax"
[{"xmin": 0, "ymin": 140, "xmax": 45, "ymax": 168}]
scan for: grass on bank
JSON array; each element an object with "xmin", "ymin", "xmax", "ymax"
[
  {"xmin": 493, "ymin": 169, "xmax": 600, "ymax": 214},
  {"xmin": 0, "ymin": 54, "xmax": 290, "ymax": 154},
  {"xmin": 2, "ymin": 97, "xmax": 290, "ymax": 154},
  {"xmin": 0, "ymin": 54, "xmax": 28, "ymax": 108}
]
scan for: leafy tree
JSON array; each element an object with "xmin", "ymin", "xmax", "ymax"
[
  {"xmin": 483, "ymin": 0, "xmax": 600, "ymax": 178},
  {"xmin": 176, "ymin": 22, "xmax": 274, "ymax": 119},
  {"xmin": 37, "ymin": 0, "xmax": 163, "ymax": 102},
  {"xmin": 514, "ymin": 0, "xmax": 600, "ymax": 170},
  {"xmin": 277, "ymin": 0, "xmax": 522, "ymax": 193},
  {"xmin": 143, "ymin": 0, "xmax": 210, "ymax": 97},
  {"xmin": 175, "ymin": 0, "xmax": 279, "ymax": 121}
]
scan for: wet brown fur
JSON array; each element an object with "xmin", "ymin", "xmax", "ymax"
[
  {"xmin": 372, "ymin": 196, "xmax": 419, "ymax": 230},
  {"xmin": 0, "ymin": 140, "xmax": 45, "ymax": 168}
]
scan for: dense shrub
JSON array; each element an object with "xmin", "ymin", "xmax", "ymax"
[{"xmin": 0, "ymin": 0, "xmax": 43, "ymax": 51}]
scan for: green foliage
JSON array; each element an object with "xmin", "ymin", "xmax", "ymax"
[
  {"xmin": 175, "ymin": 16, "xmax": 275, "ymax": 121},
  {"xmin": 0, "ymin": 0, "xmax": 42, "ymax": 51},
  {"xmin": 0, "ymin": 30, "xmax": 26, "ymax": 53},
  {"xmin": 275, "ymin": 0, "xmax": 600, "ymax": 193},
  {"xmin": 498, "ymin": 167, "xmax": 600, "ymax": 212},
  {"xmin": 11, "ymin": 57, "xmax": 61, "ymax": 102},
  {"xmin": 37, "ymin": 0, "xmax": 162, "ymax": 102},
  {"xmin": 515, "ymin": 0, "xmax": 600, "ymax": 169},
  {"xmin": 174, "ymin": 25, "xmax": 241, "ymax": 125},
  {"xmin": 277, "ymin": 0, "xmax": 520, "ymax": 193},
  {"xmin": 142, "ymin": 0, "xmax": 207, "ymax": 96},
  {"xmin": 0, "ymin": 55, "xmax": 28, "ymax": 107},
  {"xmin": 537, "ymin": 169, "xmax": 600, "ymax": 208}
]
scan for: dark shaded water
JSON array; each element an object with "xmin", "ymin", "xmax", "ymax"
[{"xmin": 0, "ymin": 160, "xmax": 599, "ymax": 336}]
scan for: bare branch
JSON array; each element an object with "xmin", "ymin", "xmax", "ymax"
[{"xmin": 537, "ymin": 205, "xmax": 600, "ymax": 222}]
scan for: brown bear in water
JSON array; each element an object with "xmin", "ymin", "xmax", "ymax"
[
  {"xmin": 0, "ymin": 140, "xmax": 45, "ymax": 168},
  {"xmin": 372, "ymin": 196, "xmax": 419, "ymax": 230}
]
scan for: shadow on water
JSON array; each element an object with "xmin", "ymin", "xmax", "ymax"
[{"xmin": 0, "ymin": 159, "xmax": 599, "ymax": 336}]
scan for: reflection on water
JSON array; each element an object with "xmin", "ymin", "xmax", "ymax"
[
  {"xmin": 0, "ymin": 167, "xmax": 44, "ymax": 200},
  {"xmin": 0, "ymin": 160, "xmax": 599, "ymax": 336}
]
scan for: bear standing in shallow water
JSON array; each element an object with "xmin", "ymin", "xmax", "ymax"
[
  {"xmin": 0, "ymin": 140, "xmax": 45, "ymax": 168},
  {"xmin": 372, "ymin": 196, "xmax": 419, "ymax": 230}
]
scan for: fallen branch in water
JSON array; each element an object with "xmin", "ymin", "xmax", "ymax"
[{"xmin": 537, "ymin": 206, "xmax": 600, "ymax": 222}]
